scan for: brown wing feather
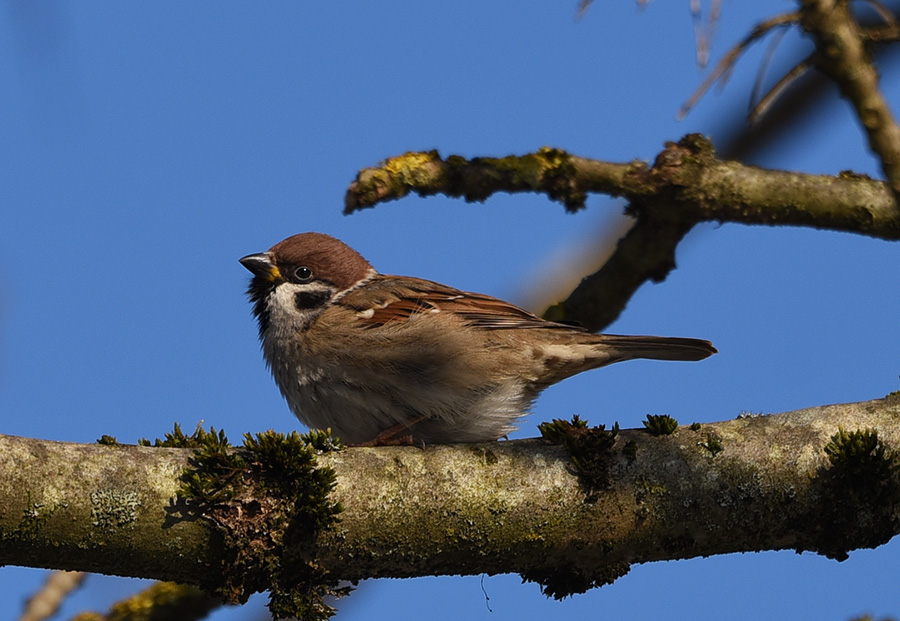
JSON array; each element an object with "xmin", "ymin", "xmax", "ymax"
[{"xmin": 340, "ymin": 275, "xmax": 582, "ymax": 331}]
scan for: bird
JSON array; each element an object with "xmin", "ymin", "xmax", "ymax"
[{"xmin": 240, "ymin": 232, "xmax": 716, "ymax": 445}]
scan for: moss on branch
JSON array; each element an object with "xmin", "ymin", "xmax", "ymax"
[{"xmin": 4, "ymin": 397, "xmax": 900, "ymax": 617}]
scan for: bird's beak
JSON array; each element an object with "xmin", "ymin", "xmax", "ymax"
[{"xmin": 239, "ymin": 252, "xmax": 281, "ymax": 281}]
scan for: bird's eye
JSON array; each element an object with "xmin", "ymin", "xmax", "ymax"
[{"xmin": 293, "ymin": 266, "xmax": 313, "ymax": 282}]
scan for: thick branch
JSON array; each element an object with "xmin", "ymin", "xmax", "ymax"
[
  {"xmin": 799, "ymin": 0, "xmax": 900, "ymax": 199},
  {"xmin": 321, "ymin": 395, "xmax": 900, "ymax": 582},
  {"xmin": 2, "ymin": 395, "xmax": 900, "ymax": 597},
  {"xmin": 556, "ymin": 135, "xmax": 900, "ymax": 328},
  {"xmin": 544, "ymin": 215, "xmax": 693, "ymax": 330},
  {"xmin": 0, "ymin": 439, "xmax": 219, "ymax": 586}
]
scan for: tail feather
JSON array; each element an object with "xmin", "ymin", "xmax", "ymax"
[{"xmin": 597, "ymin": 334, "xmax": 717, "ymax": 362}]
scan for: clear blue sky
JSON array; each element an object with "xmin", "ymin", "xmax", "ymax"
[{"xmin": 2, "ymin": 2, "xmax": 899, "ymax": 620}]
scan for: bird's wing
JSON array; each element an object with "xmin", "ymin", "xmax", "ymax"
[{"xmin": 339, "ymin": 275, "xmax": 582, "ymax": 331}]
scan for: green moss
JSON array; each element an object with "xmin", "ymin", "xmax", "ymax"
[
  {"xmin": 522, "ymin": 560, "xmax": 631, "ymax": 600},
  {"xmin": 177, "ymin": 427, "xmax": 244, "ymax": 505},
  {"xmin": 299, "ymin": 428, "xmax": 345, "ymax": 453},
  {"xmin": 172, "ymin": 424, "xmax": 345, "ymax": 620},
  {"xmin": 241, "ymin": 430, "xmax": 343, "ymax": 532},
  {"xmin": 538, "ymin": 416, "xmax": 619, "ymax": 489},
  {"xmin": 530, "ymin": 417, "xmax": 631, "ymax": 597},
  {"xmin": 883, "ymin": 390, "xmax": 900, "ymax": 406},
  {"xmin": 140, "ymin": 422, "xmax": 230, "ymax": 449},
  {"xmin": 538, "ymin": 414, "xmax": 588, "ymax": 439},
  {"xmin": 825, "ymin": 428, "xmax": 895, "ymax": 477},
  {"xmin": 102, "ymin": 582, "xmax": 219, "ymax": 621},
  {"xmin": 699, "ymin": 433, "xmax": 723, "ymax": 457},
  {"xmin": 642, "ymin": 414, "xmax": 678, "ymax": 436},
  {"xmin": 805, "ymin": 427, "xmax": 900, "ymax": 561},
  {"xmin": 622, "ymin": 440, "xmax": 637, "ymax": 463},
  {"xmin": 636, "ymin": 477, "xmax": 667, "ymax": 496}
]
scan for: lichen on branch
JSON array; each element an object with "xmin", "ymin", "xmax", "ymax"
[
  {"xmin": 3, "ymin": 397, "xmax": 900, "ymax": 617},
  {"xmin": 346, "ymin": 135, "xmax": 899, "ymax": 330},
  {"xmin": 345, "ymin": 147, "xmax": 608, "ymax": 213}
]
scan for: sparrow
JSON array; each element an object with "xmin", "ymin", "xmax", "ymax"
[{"xmin": 240, "ymin": 232, "xmax": 716, "ymax": 445}]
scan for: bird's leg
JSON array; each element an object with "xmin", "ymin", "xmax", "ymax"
[{"xmin": 351, "ymin": 414, "xmax": 430, "ymax": 447}]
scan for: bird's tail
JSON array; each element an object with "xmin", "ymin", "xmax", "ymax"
[{"xmin": 595, "ymin": 334, "xmax": 717, "ymax": 363}]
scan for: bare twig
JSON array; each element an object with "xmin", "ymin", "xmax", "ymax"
[
  {"xmin": 576, "ymin": 0, "xmax": 592, "ymax": 21},
  {"xmin": 859, "ymin": 0, "xmax": 900, "ymax": 34},
  {"xmin": 749, "ymin": 55, "xmax": 814, "ymax": 123},
  {"xmin": 749, "ymin": 25, "xmax": 790, "ymax": 116},
  {"xmin": 678, "ymin": 12, "xmax": 801, "ymax": 119},
  {"xmin": 19, "ymin": 571, "xmax": 86, "ymax": 621},
  {"xmin": 692, "ymin": 0, "xmax": 723, "ymax": 67}
]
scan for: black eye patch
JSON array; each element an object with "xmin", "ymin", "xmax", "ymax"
[{"xmin": 294, "ymin": 290, "xmax": 331, "ymax": 311}]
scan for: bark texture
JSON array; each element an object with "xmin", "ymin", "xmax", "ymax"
[{"xmin": 2, "ymin": 395, "xmax": 899, "ymax": 594}]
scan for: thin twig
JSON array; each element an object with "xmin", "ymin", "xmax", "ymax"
[
  {"xmin": 19, "ymin": 571, "xmax": 86, "ymax": 621},
  {"xmin": 859, "ymin": 0, "xmax": 900, "ymax": 32},
  {"xmin": 750, "ymin": 55, "xmax": 814, "ymax": 123},
  {"xmin": 749, "ymin": 24, "xmax": 791, "ymax": 116},
  {"xmin": 576, "ymin": 0, "xmax": 592, "ymax": 21},
  {"xmin": 691, "ymin": 0, "xmax": 708, "ymax": 67},
  {"xmin": 692, "ymin": 0, "xmax": 723, "ymax": 68},
  {"xmin": 678, "ymin": 12, "xmax": 801, "ymax": 119}
]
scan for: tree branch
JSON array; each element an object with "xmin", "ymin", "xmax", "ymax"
[
  {"xmin": 799, "ymin": 0, "xmax": 900, "ymax": 200},
  {"xmin": 0, "ymin": 439, "xmax": 218, "ymax": 586},
  {"xmin": 345, "ymin": 136, "xmax": 899, "ymax": 329},
  {"xmin": 71, "ymin": 582, "xmax": 219, "ymax": 621},
  {"xmin": 3, "ymin": 394, "xmax": 900, "ymax": 606}
]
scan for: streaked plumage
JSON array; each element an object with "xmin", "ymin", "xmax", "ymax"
[{"xmin": 241, "ymin": 232, "xmax": 716, "ymax": 444}]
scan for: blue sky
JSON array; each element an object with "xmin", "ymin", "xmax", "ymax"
[{"xmin": 2, "ymin": 2, "xmax": 899, "ymax": 619}]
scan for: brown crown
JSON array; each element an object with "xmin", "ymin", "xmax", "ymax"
[{"xmin": 270, "ymin": 232, "xmax": 374, "ymax": 291}]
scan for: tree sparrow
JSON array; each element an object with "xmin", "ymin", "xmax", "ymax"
[{"xmin": 240, "ymin": 232, "xmax": 716, "ymax": 444}]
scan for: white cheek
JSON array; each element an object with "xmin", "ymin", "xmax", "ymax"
[{"xmin": 264, "ymin": 282, "xmax": 334, "ymax": 335}]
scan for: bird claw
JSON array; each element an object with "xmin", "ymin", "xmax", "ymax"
[{"xmin": 350, "ymin": 415, "xmax": 429, "ymax": 447}]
